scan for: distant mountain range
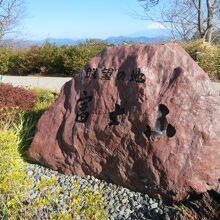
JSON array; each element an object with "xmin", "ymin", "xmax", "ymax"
[
  {"xmin": 1, "ymin": 35, "xmax": 170, "ymax": 47},
  {"xmin": 104, "ymin": 36, "xmax": 169, "ymax": 44}
]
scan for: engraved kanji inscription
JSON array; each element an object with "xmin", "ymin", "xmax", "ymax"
[
  {"xmin": 130, "ymin": 68, "xmax": 145, "ymax": 83},
  {"xmin": 109, "ymin": 104, "xmax": 125, "ymax": 126},
  {"xmin": 101, "ymin": 68, "xmax": 114, "ymax": 80},
  {"xmin": 75, "ymin": 91, "xmax": 93, "ymax": 123},
  {"xmin": 86, "ymin": 68, "xmax": 98, "ymax": 79}
]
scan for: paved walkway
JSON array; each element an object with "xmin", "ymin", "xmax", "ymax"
[
  {"xmin": 1, "ymin": 75, "xmax": 220, "ymax": 92},
  {"xmin": 1, "ymin": 75, "xmax": 72, "ymax": 91},
  {"xmin": 212, "ymin": 82, "xmax": 220, "ymax": 92}
]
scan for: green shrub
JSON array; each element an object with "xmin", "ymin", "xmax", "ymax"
[
  {"xmin": 0, "ymin": 106, "xmax": 20, "ymax": 131},
  {"xmin": 0, "ymin": 47, "xmax": 11, "ymax": 75},
  {"xmin": 3, "ymin": 40, "xmax": 108, "ymax": 76},
  {"xmin": 0, "ymin": 130, "xmax": 32, "ymax": 219},
  {"xmin": 24, "ymin": 43, "xmax": 65, "ymax": 76},
  {"xmin": 0, "ymin": 130, "xmax": 107, "ymax": 219},
  {"xmin": 62, "ymin": 40, "xmax": 108, "ymax": 75},
  {"xmin": 0, "ymin": 85, "xmax": 56, "ymax": 154},
  {"xmin": 8, "ymin": 48, "xmax": 31, "ymax": 76},
  {"xmin": 214, "ymin": 53, "xmax": 220, "ymax": 78},
  {"xmin": 0, "ymin": 87, "xmax": 108, "ymax": 219},
  {"xmin": 182, "ymin": 40, "xmax": 220, "ymax": 79},
  {"xmin": 15, "ymin": 88, "xmax": 58, "ymax": 156},
  {"xmin": 32, "ymin": 87, "xmax": 58, "ymax": 104}
]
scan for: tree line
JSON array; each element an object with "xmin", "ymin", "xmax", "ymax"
[{"xmin": 0, "ymin": 39, "xmax": 220, "ymax": 79}]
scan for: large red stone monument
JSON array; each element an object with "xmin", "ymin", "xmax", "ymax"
[{"xmin": 28, "ymin": 43, "xmax": 220, "ymax": 202}]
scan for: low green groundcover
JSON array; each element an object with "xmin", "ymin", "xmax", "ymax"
[{"xmin": 0, "ymin": 87, "xmax": 108, "ymax": 220}]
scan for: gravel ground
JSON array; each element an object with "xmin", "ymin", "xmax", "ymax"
[{"xmin": 25, "ymin": 163, "xmax": 182, "ymax": 220}]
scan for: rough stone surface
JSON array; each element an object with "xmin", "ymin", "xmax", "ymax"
[{"xmin": 28, "ymin": 43, "xmax": 220, "ymax": 202}]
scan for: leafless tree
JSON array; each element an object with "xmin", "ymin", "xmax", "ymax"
[
  {"xmin": 0, "ymin": 0, "xmax": 25, "ymax": 40},
  {"xmin": 138, "ymin": 0, "xmax": 220, "ymax": 42}
]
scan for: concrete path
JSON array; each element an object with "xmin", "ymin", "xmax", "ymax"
[
  {"xmin": 1, "ymin": 75, "xmax": 220, "ymax": 92},
  {"xmin": 211, "ymin": 82, "xmax": 220, "ymax": 92},
  {"xmin": 1, "ymin": 75, "xmax": 72, "ymax": 91}
]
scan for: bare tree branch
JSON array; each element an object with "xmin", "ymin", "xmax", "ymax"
[
  {"xmin": 137, "ymin": 0, "xmax": 220, "ymax": 42},
  {"xmin": 0, "ymin": 0, "xmax": 25, "ymax": 40},
  {"xmin": 138, "ymin": 0, "xmax": 159, "ymax": 8}
]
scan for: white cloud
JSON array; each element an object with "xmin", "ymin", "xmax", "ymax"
[{"xmin": 147, "ymin": 22, "xmax": 166, "ymax": 30}]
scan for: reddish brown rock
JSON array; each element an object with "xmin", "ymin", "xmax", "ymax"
[{"xmin": 28, "ymin": 43, "xmax": 220, "ymax": 202}]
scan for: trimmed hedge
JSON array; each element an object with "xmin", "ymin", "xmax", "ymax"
[
  {"xmin": 0, "ymin": 40, "xmax": 108, "ymax": 77},
  {"xmin": 1, "ymin": 39, "xmax": 220, "ymax": 79}
]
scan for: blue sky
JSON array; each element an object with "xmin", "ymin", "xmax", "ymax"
[{"xmin": 21, "ymin": 0, "xmax": 168, "ymax": 40}]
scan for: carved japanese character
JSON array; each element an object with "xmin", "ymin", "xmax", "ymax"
[
  {"xmin": 101, "ymin": 68, "xmax": 114, "ymax": 80},
  {"xmin": 75, "ymin": 91, "xmax": 93, "ymax": 123},
  {"xmin": 130, "ymin": 68, "xmax": 145, "ymax": 83},
  {"xmin": 75, "ymin": 112, "xmax": 90, "ymax": 123},
  {"xmin": 109, "ymin": 104, "xmax": 125, "ymax": 126},
  {"xmin": 86, "ymin": 68, "xmax": 98, "ymax": 79}
]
